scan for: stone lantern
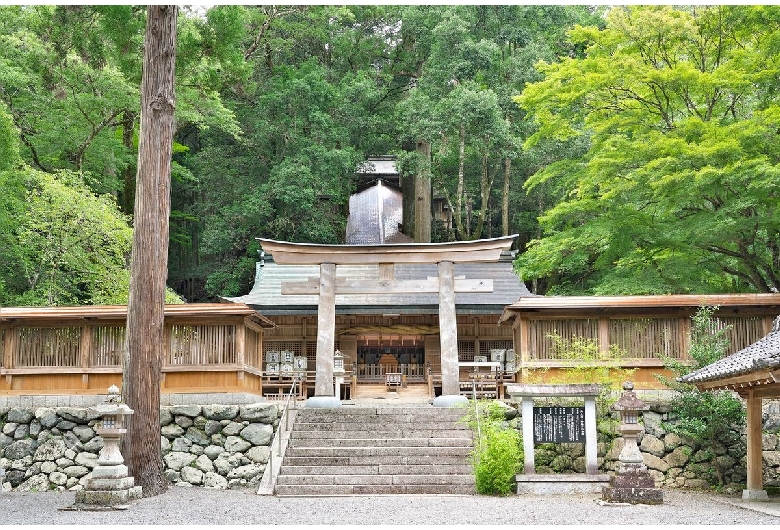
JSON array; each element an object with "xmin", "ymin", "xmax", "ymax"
[
  {"xmin": 74, "ymin": 385, "xmax": 142, "ymax": 507},
  {"xmin": 602, "ymin": 381, "xmax": 663, "ymax": 504},
  {"xmin": 333, "ymin": 349, "xmax": 345, "ymax": 400}
]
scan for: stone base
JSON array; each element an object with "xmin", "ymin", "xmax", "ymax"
[
  {"xmin": 602, "ymin": 485, "xmax": 664, "ymax": 505},
  {"xmin": 515, "ymin": 474, "xmax": 610, "ymax": 495},
  {"xmin": 602, "ymin": 469, "xmax": 663, "ymax": 505},
  {"xmin": 87, "ymin": 476, "xmax": 135, "ymax": 491},
  {"xmin": 742, "ymin": 489, "xmax": 769, "ymax": 501},
  {"xmin": 74, "ymin": 485, "xmax": 142, "ymax": 506},
  {"xmin": 305, "ymin": 396, "xmax": 342, "ymax": 408},
  {"xmin": 91, "ymin": 464, "xmax": 128, "ymax": 479},
  {"xmin": 432, "ymin": 395, "xmax": 468, "ymax": 408}
]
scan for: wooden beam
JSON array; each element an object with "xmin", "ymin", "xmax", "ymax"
[
  {"xmin": 438, "ymin": 261, "xmax": 459, "ymax": 396},
  {"xmin": 695, "ymin": 370, "xmax": 777, "ymax": 391},
  {"xmin": 378, "ymin": 263, "xmax": 394, "ymax": 280},
  {"xmin": 258, "ymin": 235, "xmax": 516, "ymax": 265},
  {"xmin": 282, "ymin": 278, "xmax": 493, "ymax": 295}
]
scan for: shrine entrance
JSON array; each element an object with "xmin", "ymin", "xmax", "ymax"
[
  {"xmin": 256, "ymin": 235, "xmax": 517, "ymax": 407},
  {"xmin": 354, "ymin": 333, "xmax": 427, "ymax": 383}
]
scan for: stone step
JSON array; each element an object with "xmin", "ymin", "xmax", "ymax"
[
  {"xmin": 282, "ymin": 454, "xmax": 471, "ymax": 466},
  {"xmin": 287, "ymin": 437, "xmax": 473, "ymax": 448},
  {"xmin": 278, "ymin": 464, "xmax": 474, "ymax": 476},
  {"xmin": 273, "ymin": 483, "xmax": 476, "ymax": 496},
  {"xmin": 294, "ymin": 417, "xmax": 470, "ymax": 427},
  {"xmin": 290, "ymin": 428, "xmax": 471, "ymax": 438},
  {"xmin": 294, "ymin": 412, "xmax": 469, "ymax": 423},
  {"xmin": 276, "ymin": 473, "xmax": 475, "ymax": 486},
  {"xmin": 274, "ymin": 404, "xmax": 476, "ymax": 496},
  {"xmin": 285, "ymin": 446, "xmax": 472, "ymax": 458}
]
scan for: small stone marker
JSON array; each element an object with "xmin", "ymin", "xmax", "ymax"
[{"xmin": 506, "ymin": 384, "xmax": 609, "ymax": 494}]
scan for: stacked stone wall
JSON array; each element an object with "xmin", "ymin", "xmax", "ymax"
[
  {"xmin": 3, "ymin": 399, "xmax": 780, "ymax": 493},
  {"xmin": 0, "ymin": 403, "xmax": 279, "ymax": 493},
  {"xmin": 528, "ymin": 400, "xmax": 780, "ymax": 492}
]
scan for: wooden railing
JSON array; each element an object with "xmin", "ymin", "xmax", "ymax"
[
  {"xmin": 3, "ymin": 323, "xmax": 260, "ymax": 372},
  {"xmin": 521, "ymin": 315, "xmax": 768, "ymax": 364},
  {"xmin": 353, "ymin": 363, "xmax": 427, "ymax": 382}
]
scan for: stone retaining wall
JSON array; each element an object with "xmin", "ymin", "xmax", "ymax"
[
  {"xmin": 529, "ymin": 400, "xmax": 780, "ymax": 492},
  {"xmin": 0, "ymin": 402, "xmax": 279, "ymax": 493},
  {"xmin": 3, "ymin": 399, "xmax": 780, "ymax": 493}
]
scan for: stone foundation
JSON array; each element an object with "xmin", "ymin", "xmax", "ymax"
[{"xmin": 1, "ymin": 401, "xmax": 279, "ymax": 493}]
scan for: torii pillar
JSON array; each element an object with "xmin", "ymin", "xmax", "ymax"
[{"xmin": 258, "ymin": 236, "xmax": 517, "ymax": 408}]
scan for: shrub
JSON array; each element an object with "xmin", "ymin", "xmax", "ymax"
[{"xmin": 461, "ymin": 400, "xmax": 522, "ymax": 496}]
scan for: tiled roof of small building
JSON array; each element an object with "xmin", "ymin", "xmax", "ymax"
[{"xmin": 680, "ymin": 317, "xmax": 780, "ymax": 384}]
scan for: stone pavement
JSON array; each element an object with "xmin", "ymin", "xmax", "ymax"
[{"xmin": 2, "ymin": 487, "xmax": 780, "ymax": 526}]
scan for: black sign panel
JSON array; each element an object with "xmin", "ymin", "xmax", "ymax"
[{"xmin": 533, "ymin": 406, "xmax": 586, "ymax": 444}]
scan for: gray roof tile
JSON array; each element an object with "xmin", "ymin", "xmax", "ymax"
[
  {"xmin": 225, "ymin": 255, "xmax": 532, "ymax": 315},
  {"xmin": 680, "ymin": 317, "xmax": 780, "ymax": 383}
]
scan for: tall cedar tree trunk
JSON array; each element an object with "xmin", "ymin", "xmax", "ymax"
[
  {"xmin": 455, "ymin": 123, "xmax": 466, "ymax": 238},
  {"xmin": 502, "ymin": 156, "xmax": 510, "ymax": 236},
  {"xmin": 414, "ymin": 140, "xmax": 432, "ymax": 243},
  {"xmin": 122, "ymin": 5, "xmax": 177, "ymax": 497}
]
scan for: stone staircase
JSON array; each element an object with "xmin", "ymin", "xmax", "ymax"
[{"xmin": 274, "ymin": 405, "xmax": 476, "ymax": 495}]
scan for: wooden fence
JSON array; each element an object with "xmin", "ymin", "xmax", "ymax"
[
  {"xmin": 501, "ymin": 294, "xmax": 780, "ymax": 389},
  {"xmin": 0, "ymin": 304, "xmax": 272, "ymax": 395}
]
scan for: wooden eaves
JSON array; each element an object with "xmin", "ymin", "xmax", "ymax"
[
  {"xmin": 0, "ymin": 303, "xmax": 275, "ymax": 328},
  {"xmin": 499, "ymin": 293, "xmax": 780, "ymax": 323}
]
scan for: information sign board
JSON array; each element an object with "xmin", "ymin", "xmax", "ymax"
[{"xmin": 533, "ymin": 406, "xmax": 586, "ymax": 443}]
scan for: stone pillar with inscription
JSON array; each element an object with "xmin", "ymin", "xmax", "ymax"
[{"xmin": 602, "ymin": 382, "xmax": 663, "ymax": 505}]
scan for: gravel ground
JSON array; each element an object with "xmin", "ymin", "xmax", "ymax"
[{"xmin": 1, "ymin": 487, "xmax": 779, "ymax": 526}]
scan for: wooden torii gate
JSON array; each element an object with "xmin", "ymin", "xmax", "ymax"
[{"xmin": 257, "ymin": 236, "xmax": 517, "ymax": 407}]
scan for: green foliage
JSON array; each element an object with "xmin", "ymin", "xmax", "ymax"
[
  {"xmin": 461, "ymin": 400, "xmax": 522, "ymax": 496},
  {"xmin": 515, "ymin": 5, "xmax": 780, "ymax": 294},
  {"xmin": 2, "ymin": 168, "xmax": 134, "ymax": 306},
  {"xmin": 658, "ymin": 306, "xmax": 746, "ymax": 486},
  {"xmin": 528, "ymin": 333, "xmax": 636, "ymax": 388}
]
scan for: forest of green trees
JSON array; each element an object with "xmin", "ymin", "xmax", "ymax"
[{"xmin": 1, "ymin": 5, "xmax": 779, "ymax": 306}]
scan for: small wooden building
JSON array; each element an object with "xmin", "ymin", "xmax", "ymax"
[{"xmin": 680, "ymin": 318, "xmax": 780, "ymax": 500}]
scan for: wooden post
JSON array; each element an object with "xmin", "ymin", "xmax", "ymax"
[
  {"xmin": 438, "ymin": 260, "xmax": 459, "ymax": 396},
  {"xmin": 743, "ymin": 389, "xmax": 768, "ymax": 500},
  {"xmin": 4, "ymin": 326, "xmax": 16, "ymax": 370},
  {"xmin": 598, "ymin": 318, "xmax": 609, "ymax": 355},
  {"xmin": 80, "ymin": 325, "xmax": 92, "ymax": 387},
  {"xmin": 518, "ymin": 316, "xmax": 529, "ymax": 380},
  {"xmin": 315, "ymin": 263, "xmax": 336, "ymax": 397}
]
